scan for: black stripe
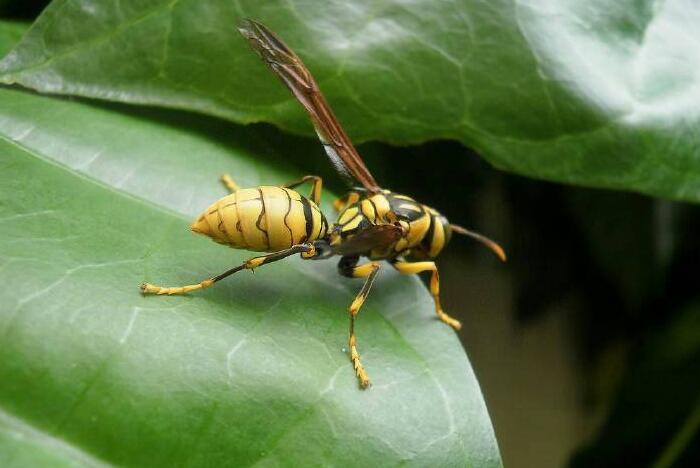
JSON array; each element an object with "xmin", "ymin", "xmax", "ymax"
[
  {"xmin": 256, "ymin": 188, "xmax": 270, "ymax": 248},
  {"xmin": 319, "ymin": 215, "xmax": 328, "ymax": 239},
  {"xmin": 387, "ymin": 194, "xmax": 423, "ymax": 221},
  {"xmin": 422, "ymin": 213, "xmax": 435, "ymax": 251},
  {"xmin": 216, "ymin": 205, "xmax": 229, "ymax": 239},
  {"xmin": 300, "ymin": 195, "xmax": 314, "ymax": 242},
  {"xmin": 367, "ymin": 198, "xmax": 380, "ymax": 223}
]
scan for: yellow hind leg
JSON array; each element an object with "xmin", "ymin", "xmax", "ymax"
[
  {"xmin": 141, "ymin": 243, "xmax": 317, "ymax": 295},
  {"xmin": 390, "ymin": 259, "xmax": 461, "ymax": 330},
  {"xmin": 333, "ymin": 191, "xmax": 361, "ymax": 212}
]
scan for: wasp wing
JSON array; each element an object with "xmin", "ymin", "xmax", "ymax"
[
  {"xmin": 332, "ymin": 224, "xmax": 403, "ymax": 256},
  {"xmin": 238, "ymin": 19, "xmax": 381, "ymax": 192}
]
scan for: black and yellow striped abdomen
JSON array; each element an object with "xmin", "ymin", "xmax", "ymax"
[
  {"xmin": 384, "ymin": 193, "xmax": 452, "ymax": 258},
  {"xmin": 191, "ymin": 186, "xmax": 328, "ymax": 252}
]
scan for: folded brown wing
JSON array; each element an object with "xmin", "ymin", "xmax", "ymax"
[
  {"xmin": 238, "ymin": 19, "xmax": 380, "ymax": 192},
  {"xmin": 331, "ymin": 224, "xmax": 403, "ymax": 256}
]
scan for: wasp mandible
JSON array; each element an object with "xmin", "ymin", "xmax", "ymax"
[{"xmin": 141, "ymin": 19, "xmax": 506, "ymax": 388}]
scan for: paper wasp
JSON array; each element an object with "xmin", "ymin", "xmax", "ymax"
[{"xmin": 141, "ymin": 19, "xmax": 506, "ymax": 388}]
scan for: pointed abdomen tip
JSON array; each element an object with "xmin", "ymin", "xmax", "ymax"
[{"xmin": 191, "ymin": 215, "xmax": 211, "ymax": 236}]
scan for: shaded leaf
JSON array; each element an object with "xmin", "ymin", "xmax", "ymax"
[{"xmin": 572, "ymin": 306, "xmax": 700, "ymax": 467}]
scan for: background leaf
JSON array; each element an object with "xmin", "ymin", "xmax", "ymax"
[
  {"xmin": 0, "ymin": 85, "xmax": 502, "ymax": 466},
  {"xmin": 1, "ymin": 0, "xmax": 699, "ymax": 202},
  {"xmin": 0, "ymin": 20, "xmax": 25, "ymax": 56}
]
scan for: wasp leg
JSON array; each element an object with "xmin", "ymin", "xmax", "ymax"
[
  {"xmin": 338, "ymin": 256, "xmax": 381, "ymax": 388},
  {"xmin": 390, "ymin": 260, "xmax": 461, "ymax": 330},
  {"xmin": 283, "ymin": 175, "xmax": 323, "ymax": 205},
  {"xmin": 333, "ymin": 191, "xmax": 361, "ymax": 213},
  {"xmin": 141, "ymin": 243, "xmax": 317, "ymax": 295},
  {"xmin": 221, "ymin": 174, "xmax": 241, "ymax": 193}
]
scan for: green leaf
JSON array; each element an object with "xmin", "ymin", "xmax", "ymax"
[
  {"xmin": 1, "ymin": 1, "xmax": 699, "ymax": 202},
  {"xmin": 0, "ymin": 20, "xmax": 27, "ymax": 57},
  {"xmin": 0, "ymin": 85, "xmax": 501, "ymax": 466}
]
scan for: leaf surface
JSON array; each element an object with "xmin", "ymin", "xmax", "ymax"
[{"xmin": 0, "ymin": 20, "xmax": 26, "ymax": 57}]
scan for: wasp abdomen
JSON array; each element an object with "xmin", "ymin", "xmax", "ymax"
[{"xmin": 191, "ymin": 186, "xmax": 328, "ymax": 252}]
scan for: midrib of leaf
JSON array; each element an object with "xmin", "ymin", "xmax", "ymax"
[{"xmin": 0, "ymin": 406, "xmax": 111, "ymax": 468}]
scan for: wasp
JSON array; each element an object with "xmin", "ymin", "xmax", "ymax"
[{"xmin": 141, "ymin": 19, "xmax": 506, "ymax": 388}]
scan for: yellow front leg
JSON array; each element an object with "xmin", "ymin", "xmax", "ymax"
[{"xmin": 390, "ymin": 260, "xmax": 461, "ymax": 330}]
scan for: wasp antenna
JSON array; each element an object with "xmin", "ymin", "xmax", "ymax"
[{"xmin": 450, "ymin": 224, "xmax": 506, "ymax": 262}]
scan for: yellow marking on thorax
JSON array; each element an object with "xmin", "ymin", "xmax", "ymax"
[
  {"xmin": 398, "ymin": 203, "xmax": 422, "ymax": 213},
  {"xmin": 369, "ymin": 194, "xmax": 391, "ymax": 221},
  {"xmin": 360, "ymin": 199, "xmax": 377, "ymax": 222},
  {"xmin": 342, "ymin": 214, "xmax": 364, "ymax": 232},
  {"xmin": 338, "ymin": 206, "xmax": 359, "ymax": 225}
]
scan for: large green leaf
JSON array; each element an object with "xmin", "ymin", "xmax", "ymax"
[
  {"xmin": 0, "ymin": 85, "xmax": 501, "ymax": 466},
  {"xmin": 1, "ymin": 1, "xmax": 699, "ymax": 202}
]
